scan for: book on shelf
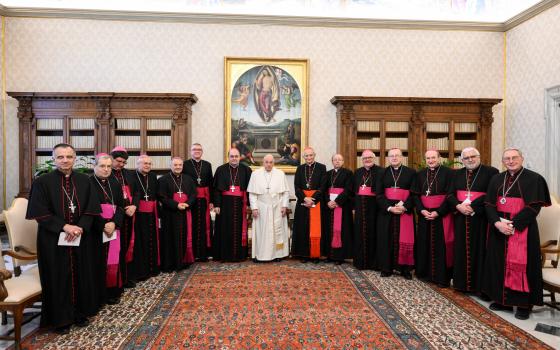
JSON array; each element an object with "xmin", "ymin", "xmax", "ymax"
[
  {"xmin": 385, "ymin": 138, "xmax": 408, "ymax": 149},
  {"xmin": 426, "ymin": 137, "xmax": 449, "ymax": 151},
  {"xmin": 454, "ymin": 123, "xmax": 477, "ymax": 133},
  {"xmin": 385, "ymin": 121, "xmax": 408, "ymax": 132},
  {"xmin": 426, "ymin": 122, "xmax": 449, "ymax": 133},
  {"xmin": 70, "ymin": 118, "xmax": 95, "ymax": 129},
  {"xmin": 36, "ymin": 119, "xmax": 64, "ymax": 130},
  {"xmin": 36, "ymin": 156, "xmax": 52, "ymax": 166},
  {"xmin": 147, "ymin": 135, "xmax": 171, "ymax": 149},
  {"xmin": 70, "ymin": 136, "xmax": 95, "ymax": 149},
  {"xmin": 356, "ymin": 120, "xmax": 380, "ymax": 132},
  {"xmin": 356, "ymin": 138, "xmax": 380, "ymax": 150},
  {"xmin": 36, "ymin": 135, "xmax": 64, "ymax": 149},
  {"xmin": 115, "ymin": 135, "xmax": 141, "ymax": 149},
  {"xmin": 125, "ymin": 156, "xmax": 139, "ymax": 170},
  {"xmin": 116, "ymin": 118, "xmax": 141, "ymax": 130},
  {"xmin": 454, "ymin": 139, "xmax": 477, "ymax": 151},
  {"xmin": 147, "ymin": 119, "xmax": 172, "ymax": 130}
]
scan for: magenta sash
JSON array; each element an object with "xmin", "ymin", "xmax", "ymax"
[
  {"xmin": 456, "ymin": 190, "xmax": 486, "ymax": 203},
  {"xmin": 222, "ymin": 186, "xmax": 248, "ymax": 247},
  {"xmin": 421, "ymin": 194, "xmax": 454, "ymax": 267},
  {"xmin": 385, "ymin": 188, "xmax": 414, "ymax": 265},
  {"xmin": 328, "ymin": 188, "xmax": 344, "ymax": 248},
  {"xmin": 139, "ymin": 200, "xmax": 161, "ymax": 266},
  {"xmin": 357, "ymin": 186, "xmax": 376, "ymax": 196},
  {"xmin": 196, "ymin": 187, "xmax": 212, "ymax": 248},
  {"xmin": 497, "ymin": 196, "xmax": 529, "ymax": 293},
  {"xmin": 100, "ymin": 203, "xmax": 121, "ymax": 288},
  {"xmin": 173, "ymin": 193, "xmax": 194, "ymax": 264},
  {"xmin": 122, "ymin": 185, "xmax": 135, "ymax": 263}
]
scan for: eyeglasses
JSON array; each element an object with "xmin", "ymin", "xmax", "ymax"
[
  {"xmin": 388, "ymin": 155, "xmax": 402, "ymax": 158},
  {"xmin": 462, "ymin": 155, "xmax": 479, "ymax": 161},
  {"xmin": 362, "ymin": 156, "xmax": 374, "ymax": 160},
  {"xmin": 502, "ymin": 156, "xmax": 521, "ymax": 162}
]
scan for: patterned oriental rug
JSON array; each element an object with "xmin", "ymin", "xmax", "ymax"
[{"xmin": 16, "ymin": 260, "xmax": 551, "ymax": 349}]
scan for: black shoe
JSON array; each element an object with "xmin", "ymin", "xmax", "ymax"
[
  {"xmin": 380, "ymin": 271, "xmax": 392, "ymax": 277},
  {"xmin": 479, "ymin": 294, "xmax": 492, "ymax": 302},
  {"xmin": 401, "ymin": 271, "xmax": 412, "ymax": 280},
  {"xmin": 334, "ymin": 261, "xmax": 343, "ymax": 265},
  {"xmin": 54, "ymin": 325, "xmax": 71, "ymax": 335},
  {"xmin": 515, "ymin": 307, "xmax": 531, "ymax": 320},
  {"xmin": 124, "ymin": 280, "xmax": 137, "ymax": 289},
  {"xmin": 75, "ymin": 317, "xmax": 89, "ymax": 327},
  {"xmin": 107, "ymin": 297, "xmax": 120, "ymax": 305},
  {"xmin": 489, "ymin": 302, "xmax": 514, "ymax": 312}
]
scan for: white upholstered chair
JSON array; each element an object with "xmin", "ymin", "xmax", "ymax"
[
  {"xmin": 3, "ymin": 198, "xmax": 38, "ymax": 274},
  {"xmin": 0, "ymin": 250, "xmax": 41, "ymax": 350},
  {"xmin": 539, "ymin": 195, "xmax": 560, "ymax": 309}
]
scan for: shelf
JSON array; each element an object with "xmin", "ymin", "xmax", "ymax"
[
  {"xmin": 146, "ymin": 129, "xmax": 172, "ymax": 132},
  {"xmin": 114, "ymin": 129, "xmax": 141, "ymax": 132},
  {"xmin": 146, "ymin": 148, "xmax": 172, "ymax": 152}
]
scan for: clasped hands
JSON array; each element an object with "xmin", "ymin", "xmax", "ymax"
[
  {"xmin": 125, "ymin": 205, "xmax": 137, "ymax": 217},
  {"xmin": 456, "ymin": 203, "xmax": 474, "ymax": 216},
  {"xmin": 177, "ymin": 202, "xmax": 189, "ymax": 210},
  {"xmin": 303, "ymin": 196, "xmax": 316, "ymax": 208},
  {"xmin": 420, "ymin": 209, "xmax": 439, "ymax": 221},
  {"xmin": 103, "ymin": 222, "xmax": 116, "ymax": 238},
  {"xmin": 63, "ymin": 224, "xmax": 83, "ymax": 242},
  {"xmin": 495, "ymin": 220, "xmax": 515, "ymax": 235}
]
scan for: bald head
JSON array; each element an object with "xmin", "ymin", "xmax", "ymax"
[{"xmin": 303, "ymin": 146, "xmax": 316, "ymax": 165}]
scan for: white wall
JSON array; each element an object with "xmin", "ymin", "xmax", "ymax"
[
  {"xmin": 506, "ymin": 4, "xmax": 560, "ymax": 178},
  {"xmin": 2, "ymin": 17, "xmax": 505, "ymax": 207}
]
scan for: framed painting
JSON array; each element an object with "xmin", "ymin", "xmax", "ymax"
[{"xmin": 224, "ymin": 57, "xmax": 309, "ymax": 174}]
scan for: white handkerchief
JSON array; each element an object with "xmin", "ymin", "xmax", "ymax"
[
  {"xmin": 102, "ymin": 232, "xmax": 117, "ymax": 243},
  {"xmin": 462, "ymin": 198, "xmax": 471, "ymax": 205},
  {"xmin": 58, "ymin": 232, "xmax": 81, "ymax": 246},
  {"xmin": 499, "ymin": 217, "xmax": 513, "ymax": 224},
  {"xmin": 329, "ymin": 193, "xmax": 339, "ymax": 201},
  {"xmin": 395, "ymin": 201, "xmax": 404, "ymax": 207}
]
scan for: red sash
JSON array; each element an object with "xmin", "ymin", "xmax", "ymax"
[
  {"xmin": 385, "ymin": 188, "xmax": 414, "ymax": 266},
  {"xmin": 328, "ymin": 188, "xmax": 344, "ymax": 248},
  {"xmin": 196, "ymin": 187, "xmax": 212, "ymax": 248},
  {"xmin": 304, "ymin": 189, "xmax": 322, "ymax": 258},
  {"xmin": 456, "ymin": 190, "xmax": 486, "ymax": 203},
  {"xmin": 421, "ymin": 194, "xmax": 454, "ymax": 268},
  {"xmin": 100, "ymin": 203, "xmax": 121, "ymax": 288},
  {"xmin": 497, "ymin": 196, "xmax": 529, "ymax": 293},
  {"xmin": 357, "ymin": 186, "xmax": 376, "ymax": 196},
  {"xmin": 222, "ymin": 186, "xmax": 248, "ymax": 247},
  {"xmin": 122, "ymin": 185, "xmax": 135, "ymax": 263},
  {"xmin": 173, "ymin": 193, "xmax": 194, "ymax": 264},
  {"xmin": 139, "ymin": 200, "xmax": 161, "ymax": 266}
]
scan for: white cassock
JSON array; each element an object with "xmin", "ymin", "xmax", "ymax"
[{"xmin": 247, "ymin": 167, "xmax": 291, "ymax": 261}]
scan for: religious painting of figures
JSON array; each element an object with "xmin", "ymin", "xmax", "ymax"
[{"xmin": 224, "ymin": 57, "xmax": 309, "ymax": 174}]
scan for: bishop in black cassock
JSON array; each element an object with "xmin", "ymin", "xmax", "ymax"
[
  {"xmin": 183, "ymin": 143, "xmax": 214, "ymax": 261},
  {"xmin": 292, "ymin": 147, "xmax": 327, "ymax": 261},
  {"xmin": 352, "ymin": 150, "xmax": 382, "ymax": 270},
  {"xmin": 90, "ymin": 154, "xmax": 125, "ymax": 306},
  {"xmin": 26, "ymin": 144, "xmax": 100, "ymax": 333},
  {"xmin": 213, "ymin": 148, "xmax": 252, "ymax": 262},
  {"xmin": 321, "ymin": 154, "xmax": 353, "ymax": 263},
  {"xmin": 159, "ymin": 158, "xmax": 197, "ymax": 271},
  {"xmin": 111, "ymin": 146, "xmax": 139, "ymax": 288},
  {"xmin": 376, "ymin": 149, "xmax": 416, "ymax": 279},
  {"xmin": 412, "ymin": 150, "xmax": 454, "ymax": 287},
  {"xmin": 483, "ymin": 148, "xmax": 550, "ymax": 320},
  {"xmin": 447, "ymin": 148, "xmax": 498, "ymax": 294},
  {"xmin": 132, "ymin": 155, "xmax": 160, "ymax": 280}
]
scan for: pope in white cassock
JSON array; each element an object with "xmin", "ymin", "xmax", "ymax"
[{"xmin": 248, "ymin": 154, "xmax": 291, "ymax": 262}]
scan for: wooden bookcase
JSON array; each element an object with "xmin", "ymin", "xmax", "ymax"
[
  {"xmin": 330, "ymin": 97, "xmax": 502, "ymax": 170},
  {"xmin": 8, "ymin": 92, "xmax": 198, "ymax": 198}
]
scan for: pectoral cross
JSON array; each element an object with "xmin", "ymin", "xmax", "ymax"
[
  {"xmin": 197, "ymin": 177, "xmax": 201, "ymax": 185},
  {"xmin": 361, "ymin": 184, "xmax": 366, "ymax": 190},
  {"xmin": 466, "ymin": 192, "xmax": 472, "ymax": 201},
  {"xmin": 425, "ymin": 189, "xmax": 431, "ymax": 196},
  {"xmin": 230, "ymin": 185, "xmax": 236, "ymax": 192},
  {"xmin": 123, "ymin": 192, "xmax": 127, "ymax": 200},
  {"xmin": 69, "ymin": 202, "xmax": 76, "ymax": 214},
  {"xmin": 177, "ymin": 190, "xmax": 183, "ymax": 198},
  {"xmin": 144, "ymin": 193, "xmax": 150, "ymax": 201},
  {"xmin": 306, "ymin": 183, "xmax": 310, "ymax": 189},
  {"xmin": 112, "ymin": 205, "xmax": 117, "ymax": 212}
]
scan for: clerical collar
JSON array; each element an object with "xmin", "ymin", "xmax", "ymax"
[
  {"xmin": 173, "ymin": 173, "xmax": 182, "ymax": 178},
  {"xmin": 193, "ymin": 159, "xmax": 201, "ymax": 163},
  {"xmin": 392, "ymin": 165, "xmax": 401, "ymax": 171},
  {"xmin": 306, "ymin": 162, "xmax": 315, "ymax": 167},
  {"xmin": 429, "ymin": 165, "xmax": 440, "ymax": 172},
  {"xmin": 334, "ymin": 168, "xmax": 339, "ymax": 172},
  {"xmin": 229, "ymin": 164, "xmax": 238, "ymax": 169},
  {"xmin": 56, "ymin": 169, "xmax": 73, "ymax": 177},
  {"xmin": 508, "ymin": 167, "xmax": 523, "ymax": 177},
  {"xmin": 364, "ymin": 166, "xmax": 371, "ymax": 171}
]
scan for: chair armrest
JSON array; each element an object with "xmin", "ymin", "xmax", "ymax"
[
  {"xmin": 541, "ymin": 240, "xmax": 558, "ymax": 248},
  {"xmin": 14, "ymin": 245, "xmax": 37, "ymax": 256},
  {"xmin": 1, "ymin": 250, "xmax": 37, "ymax": 261},
  {"xmin": 541, "ymin": 248, "xmax": 560, "ymax": 254},
  {"xmin": 0, "ymin": 268, "xmax": 12, "ymax": 302}
]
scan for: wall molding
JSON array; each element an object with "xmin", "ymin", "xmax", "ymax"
[
  {"xmin": 545, "ymin": 85, "xmax": 560, "ymax": 197},
  {"xmin": 0, "ymin": 0, "xmax": 557, "ymax": 32}
]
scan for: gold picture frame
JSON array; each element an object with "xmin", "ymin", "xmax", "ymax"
[{"xmin": 224, "ymin": 57, "xmax": 309, "ymax": 174}]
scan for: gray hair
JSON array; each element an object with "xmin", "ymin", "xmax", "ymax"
[
  {"xmin": 460, "ymin": 147, "xmax": 480, "ymax": 159},
  {"xmin": 94, "ymin": 154, "xmax": 113, "ymax": 166},
  {"xmin": 503, "ymin": 148, "xmax": 523, "ymax": 157},
  {"xmin": 137, "ymin": 154, "xmax": 152, "ymax": 165}
]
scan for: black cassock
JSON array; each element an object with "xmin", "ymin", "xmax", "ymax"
[
  {"xmin": 447, "ymin": 164, "xmax": 498, "ymax": 293},
  {"xmin": 89, "ymin": 175, "xmax": 125, "ymax": 304},
  {"xmin": 352, "ymin": 165, "xmax": 383, "ymax": 270},
  {"xmin": 375, "ymin": 165, "xmax": 416, "ymax": 274},
  {"xmin": 213, "ymin": 163, "xmax": 252, "ymax": 262},
  {"xmin": 413, "ymin": 165, "xmax": 454, "ymax": 285},
  {"xmin": 483, "ymin": 168, "xmax": 550, "ymax": 307},
  {"xmin": 111, "ymin": 168, "xmax": 139, "ymax": 284},
  {"xmin": 321, "ymin": 168, "xmax": 353, "ymax": 261},
  {"xmin": 183, "ymin": 159, "xmax": 213, "ymax": 260},
  {"xmin": 292, "ymin": 162, "xmax": 327, "ymax": 258},
  {"xmin": 132, "ymin": 171, "xmax": 160, "ymax": 280},
  {"xmin": 158, "ymin": 173, "xmax": 197, "ymax": 271},
  {"xmin": 26, "ymin": 170, "xmax": 100, "ymax": 328}
]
